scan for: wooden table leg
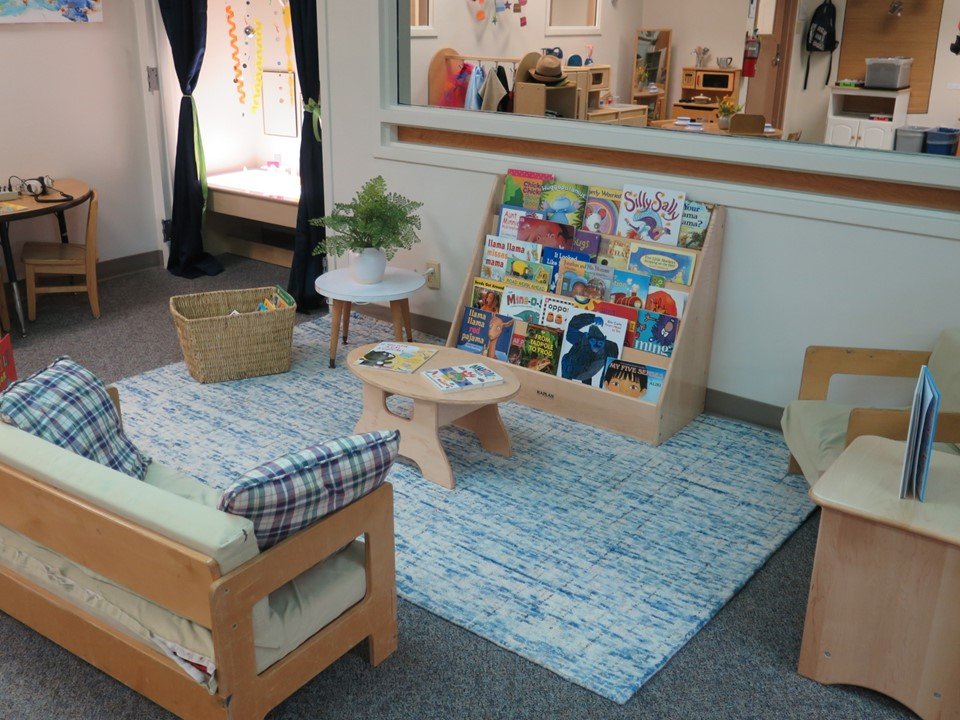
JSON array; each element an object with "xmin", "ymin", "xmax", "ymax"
[
  {"xmin": 341, "ymin": 301, "xmax": 352, "ymax": 344},
  {"xmin": 390, "ymin": 301, "xmax": 405, "ymax": 342},
  {"xmin": 400, "ymin": 298, "xmax": 413, "ymax": 341},
  {"xmin": 452, "ymin": 403, "xmax": 512, "ymax": 456},
  {"xmin": 328, "ymin": 299, "xmax": 344, "ymax": 368}
]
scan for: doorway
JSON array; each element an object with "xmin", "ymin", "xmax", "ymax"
[{"xmin": 745, "ymin": 0, "xmax": 800, "ymax": 128}]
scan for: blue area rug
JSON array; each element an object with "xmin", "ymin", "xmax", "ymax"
[{"xmin": 115, "ymin": 313, "xmax": 813, "ymax": 703}]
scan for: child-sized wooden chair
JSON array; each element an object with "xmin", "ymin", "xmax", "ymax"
[
  {"xmin": 22, "ymin": 190, "xmax": 100, "ymax": 320},
  {"xmin": 782, "ymin": 329, "xmax": 960, "ymax": 486}
]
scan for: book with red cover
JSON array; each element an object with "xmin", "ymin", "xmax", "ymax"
[
  {"xmin": 596, "ymin": 301, "xmax": 640, "ymax": 347},
  {"xmin": 0, "ymin": 334, "xmax": 16, "ymax": 392}
]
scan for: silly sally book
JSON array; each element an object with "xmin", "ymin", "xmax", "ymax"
[
  {"xmin": 583, "ymin": 186, "xmax": 621, "ymax": 235},
  {"xmin": 616, "ymin": 185, "xmax": 686, "ymax": 246},
  {"xmin": 634, "ymin": 310, "xmax": 680, "ymax": 357},
  {"xmin": 601, "ymin": 358, "xmax": 666, "ymax": 404},
  {"xmin": 503, "ymin": 169, "xmax": 554, "ymax": 210},
  {"xmin": 557, "ymin": 309, "xmax": 628, "ymax": 388},
  {"xmin": 455, "ymin": 306, "xmax": 515, "ymax": 361},
  {"xmin": 539, "ymin": 181, "xmax": 588, "ymax": 228},
  {"xmin": 627, "ymin": 241, "xmax": 697, "ymax": 286}
]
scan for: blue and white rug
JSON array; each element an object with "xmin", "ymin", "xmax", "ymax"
[{"xmin": 116, "ymin": 313, "xmax": 813, "ymax": 704}]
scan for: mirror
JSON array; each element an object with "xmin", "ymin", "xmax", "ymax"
[
  {"xmin": 547, "ymin": 0, "xmax": 600, "ymax": 31},
  {"xmin": 262, "ymin": 71, "xmax": 299, "ymax": 138},
  {"xmin": 401, "ymin": 0, "xmax": 960, "ymax": 160}
]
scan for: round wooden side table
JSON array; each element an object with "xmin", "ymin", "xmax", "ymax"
[{"xmin": 314, "ymin": 267, "xmax": 426, "ymax": 368}]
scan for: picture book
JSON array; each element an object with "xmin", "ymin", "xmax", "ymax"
[
  {"xmin": 508, "ymin": 322, "xmax": 527, "ymax": 365},
  {"xmin": 556, "ymin": 257, "xmax": 614, "ymax": 308},
  {"xmin": 627, "ymin": 241, "xmax": 697, "ymax": 286},
  {"xmin": 595, "ymin": 301, "xmax": 639, "ymax": 348},
  {"xmin": 0, "ymin": 202, "xmax": 27, "ymax": 215},
  {"xmin": 517, "ymin": 216, "xmax": 576, "ymax": 250},
  {"xmin": 480, "ymin": 235, "xmax": 542, "ymax": 282},
  {"xmin": 540, "ymin": 246, "xmax": 590, "ymax": 292},
  {"xmin": 539, "ymin": 181, "xmax": 588, "ymax": 228},
  {"xmin": 601, "ymin": 358, "xmax": 666, "ymax": 404},
  {"xmin": 471, "ymin": 277, "xmax": 506, "ymax": 314},
  {"xmin": 608, "ymin": 269, "xmax": 651, "ymax": 311},
  {"xmin": 583, "ymin": 186, "xmax": 621, "ymax": 235},
  {"xmin": 596, "ymin": 235, "xmax": 633, "ymax": 270},
  {"xmin": 455, "ymin": 306, "xmax": 516, "ymax": 361},
  {"xmin": 354, "ymin": 342, "xmax": 438, "ymax": 373},
  {"xmin": 498, "ymin": 205, "xmax": 543, "ymax": 240},
  {"xmin": 520, "ymin": 323, "xmax": 562, "ymax": 374},
  {"xmin": 503, "ymin": 168, "xmax": 554, "ymax": 210},
  {"xmin": 422, "ymin": 363, "xmax": 505, "ymax": 393},
  {"xmin": 899, "ymin": 366, "xmax": 941, "ymax": 502},
  {"xmin": 557, "ymin": 309, "xmax": 628, "ymax": 388},
  {"xmin": 572, "ymin": 230, "xmax": 602, "ymax": 259},
  {"xmin": 644, "ymin": 287, "xmax": 688, "ymax": 319},
  {"xmin": 503, "ymin": 258, "xmax": 552, "ymax": 292},
  {"xmin": 0, "ymin": 334, "xmax": 16, "ymax": 392},
  {"xmin": 678, "ymin": 201, "xmax": 714, "ymax": 250},
  {"xmin": 616, "ymin": 185, "xmax": 686, "ymax": 246},
  {"xmin": 633, "ymin": 310, "xmax": 680, "ymax": 357},
  {"xmin": 539, "ymin": 293, "xmax": 577, "ymax": 330},
  {"xmin": 500, "ymin": 287, "xmax": 546, "ymax": 323}
]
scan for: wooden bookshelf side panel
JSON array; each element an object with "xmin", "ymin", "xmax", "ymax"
[{"xmin": 656, "ymin": 206, "xmax": 726, "ymax": 443}]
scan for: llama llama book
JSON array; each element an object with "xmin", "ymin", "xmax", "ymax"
[
  {"xmin": 354, "ymin": 342, "xmax": 438, "ymax": 373},
  {"xmin": 456, "ymin": 307, "xmax": 515, "ymax": 361},
  {"xmin": 679, "ymin": 201, "xmax": 714, "ymax": 250},
  {"xmin": 627, "ymin": 241, "xmax": 697, "ymax": 286},
  {"xmin": 539, "ymin": 181, "xmax": 588, "ymax": 228},
  {"xmin": 503, "ymin": 169, "xmax": 554, "ymax": 210},
  {"xmin": 557, "ymin": 309, "xmax": 628, "ymax": 387},
  {"xmin": 498, "ymin": 205, "xmax": 544, "ymax": 240},
  {"xmin": 583, "ymin": 186, "xmax": 622, "ymax": 235},
  {"xmin": 480, "ymin": 235, "xmax": 542, "ymax": 282},
  {"xmin": 634, "ymin": 310, "xmax": 680, "ymax": 357},
  {"xmin": 422, "ymin": 363, "xmax": 505, "ymax": 393},
  {"xmin": 601, "ymin": 358, "xmax": 666, "ymax": 404},
  {"xmin": 616, "ymin": 185, "xmax": 686, "ymax": 246},
  {"xmin": 519, "ymin": 323, "xmax": 562, "ymax": 374}
]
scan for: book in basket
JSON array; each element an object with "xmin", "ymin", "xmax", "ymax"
[
  {"xmin": 355, "ymin": 342, "xmax": 438, "ymax": 373},
  {"xmin": 422, "ymin": 363, "xmax": 505, "ymax": 393}
]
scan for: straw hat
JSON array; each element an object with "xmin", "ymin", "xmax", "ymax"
[{"xmin": 529, "ymin": 54, "xmax": 567, "ymax": 84}]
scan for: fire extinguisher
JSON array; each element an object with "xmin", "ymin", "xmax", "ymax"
[{"xmin": 743, "ymin": 32, "xmax": 761, "ymax": 77}]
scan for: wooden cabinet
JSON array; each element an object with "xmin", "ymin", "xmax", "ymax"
[
  {"xmin": 672, "ymin": 66, "xmax": 741, "ymax": 121},
  {"xmin": 514, "ymin": 82, "xmax": 578, "ymax": 119},
  {"xmin": 565, "ymin": 64, "xmax": 612, "ymax": 120},
  {"xmin": 824, "ymin": 87, "xmax": 909, "ymax": 151},
  {"xmin": 587, "ymin": 105, "xmax": 649, "ymax": 127}
]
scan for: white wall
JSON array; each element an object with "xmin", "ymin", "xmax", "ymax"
[
  {"xmin": 640, "ymin": 0, "xmax": 749, "ymax": 108},
  {"xmin": 410, "ymin": 0, "xmax": 644, "ymax": 105},
  {"xmin": 0, "ymin": 3, "xmax": 160, "ymax": 268},
  {"xmin": 323, "ymin": 0, "xmax": 960, "ymax": 409}
]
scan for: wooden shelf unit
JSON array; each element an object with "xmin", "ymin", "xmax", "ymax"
[
  {"xmin": 673, "ymin": 67, "xmax": 741, "ymax": 121},
  {"xmin": 446, "ymin": 177, "xmax": 726, "ymax": 445}
]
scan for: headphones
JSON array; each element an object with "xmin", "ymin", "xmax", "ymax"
[{"xmin": 8, "ymin": 175, "xmax": 74, "ymax": 203}]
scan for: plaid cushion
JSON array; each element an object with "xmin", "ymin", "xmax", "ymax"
[
  {"xmin": 0, "ymin": 357, "xmax": 151, "ymax": 480},
  {"xmin": 219, "ymin": 430, "xmax": 400, "ymax": 550}
]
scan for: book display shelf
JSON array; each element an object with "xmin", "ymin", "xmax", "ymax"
[{"xmin": 446, "ymin": 176, "xmax": 726, "ymax": 445}]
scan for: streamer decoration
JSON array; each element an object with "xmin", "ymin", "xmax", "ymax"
[
  {"xmin": 250, "ymin": 19, "xmax": 265, "ymax": 113},
  {"xmin": 281, "ymin": 2, "xmax": 296, "ymax": 107},
  {"xmin": 225, "ymin": 5, "xmax": 246, "ymax": 104}
]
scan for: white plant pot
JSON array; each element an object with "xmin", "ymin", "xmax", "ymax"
[{"xmin": 350, "ymin": 248, "xmax": 387, "ymax": 284}]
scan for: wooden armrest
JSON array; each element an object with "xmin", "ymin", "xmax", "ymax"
[
  {"xmin": 797, "ymin": 346, "xmax": 931, "ymax": 402},
  {"xmin": 846, "ymin": 409, "xmax": 960, "ymax": 446},
  {"xmin": 106, "ymin": 386, "xmax": 121, "ymax": 425}
]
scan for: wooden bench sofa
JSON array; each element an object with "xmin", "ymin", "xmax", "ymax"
[{"xmin": 0, "ymin": 391, "xmax": 398, "ymax": 720}]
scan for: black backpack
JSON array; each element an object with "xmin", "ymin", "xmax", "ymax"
[{"xmin": 804, "ymin": 0, "xmax": 840, "ymax": 89}]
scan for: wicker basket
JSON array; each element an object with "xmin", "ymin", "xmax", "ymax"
[{"xmin": 170, "ymin": 286, "xmax": 296, "ymax": 383}]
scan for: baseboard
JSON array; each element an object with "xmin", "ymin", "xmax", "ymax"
[
  {"xmin": 353, "ymin": 304, "xmax": 785, "ymax": 431},
  {"xmin": 98, "ymin": 251, "xmax": 163, "ymax": 280}
]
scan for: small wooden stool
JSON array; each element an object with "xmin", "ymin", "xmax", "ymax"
[
  {"xmin": 798, "ymin": 436, "xmax": 960, "ymax": 719},
  {"xmin": 314, "ymin": 267, "xmax": 425, "ymax": 368}
]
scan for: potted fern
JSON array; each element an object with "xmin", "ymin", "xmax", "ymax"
[
  {"xmin": 716, "ymin": 96, "xmax": 743, "ymax": 130},
  {"xmin": 311, "ymin": 176, "xmax": 423, "ymax": 284}
]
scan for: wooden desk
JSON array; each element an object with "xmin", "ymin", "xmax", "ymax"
[
  {"xmin": 348, "ymin": 343, "xmax": 521, "ymax": 490},
  {"xmin": 0, "ymin": 179, "xmax": 92, "ymax": 335},
  {"xmin": 798, "ymin": 436, "xmax": 960, "ymax": 720},
  {"xmin": 650, "ymin": 119, "xmax": 784, "ymax": 139}
]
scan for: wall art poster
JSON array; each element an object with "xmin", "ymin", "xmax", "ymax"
[{"xmin": 0, "ymin": 1, "xmax": 103, "ymax": 23}]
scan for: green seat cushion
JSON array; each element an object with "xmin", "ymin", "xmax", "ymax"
[
  {"xmin": 781, "ymin": 400, "xmax": 852, "ymax": 486},
  {"xmin": 929, "ymin": 328, "xmax": 960, "ymax": 411},
  {"xmin": 143, "ymin": 461, "xmax": 223, "ymax": 509}
]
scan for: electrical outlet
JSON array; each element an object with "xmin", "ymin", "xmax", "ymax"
[{"xmin": 426, "ymin": 261, "xmax": 441, "ymax": 289}]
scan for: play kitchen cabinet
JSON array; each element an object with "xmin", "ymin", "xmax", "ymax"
[
  {"xmin": 824, "ymin": 86, "xmax": 909, "ymax": 150},
  {"xmin": 671, "ymin": 67, "xmax": 741, "ymax": 122},
  {"xmin": 565, "ymin": 64, "xmax": 611, "ymax": 120}
]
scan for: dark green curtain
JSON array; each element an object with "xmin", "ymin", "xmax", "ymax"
[
  {"xmin": 287, "ymin": 0, "xmax": 326, "ymax": 311},
  {"xmin": 158, "ymin": 0, "xmax": 222, "ymax": 278}
]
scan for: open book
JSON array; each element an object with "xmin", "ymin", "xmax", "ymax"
[{"xmin": 899, "ymin": 366, "xmax": 941, "ymax": 502}]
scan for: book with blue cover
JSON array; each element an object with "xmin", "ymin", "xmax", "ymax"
[
  {"xmin": 627, "ymin": 241, "xmax": 697, "ymax": 286},
  {"xmin": 608, "ymin": 269, "xmax": 651, "ymax": 311},
  {"xmin": 633, "ymin": 310, "xmax": 680, "ymax": 357},
  {"xmin": 899, "ymin": 366, "xmax": 942, "ymax": 502},
  {"xmin": 540, "ymin": 246, "xmax": 590, "ymax": 292},
  {"xmin": 455, "ymin": 306, "xmax": 515, "ymax": 362},
  {"xmin": 601, "ymin": 358, "xmax": 666, "ymax": 404}
]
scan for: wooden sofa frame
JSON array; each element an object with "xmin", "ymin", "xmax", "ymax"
[
  {"xmin": 0, "ymin": 429, "xmax": 398, "ymax": 720},
  {"xmin": 788, "ymin": 344, "xmax": 960, "ymax": 474}
]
